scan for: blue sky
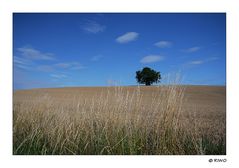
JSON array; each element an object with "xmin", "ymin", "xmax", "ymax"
[{"xmin": 13, "ymin": 13, "xmax": 226, "ymax": 89}]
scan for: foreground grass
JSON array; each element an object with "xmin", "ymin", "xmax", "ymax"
[{"xmin": 13, "ymin": 85, "xmax": 225, "ymax": 155}]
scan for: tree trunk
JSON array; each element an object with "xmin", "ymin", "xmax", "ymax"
[{"xmin": 145, "ymin": 81, "xmax": 151, "ymax": 86}]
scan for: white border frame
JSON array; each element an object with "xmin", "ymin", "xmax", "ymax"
[{"xmin": 1, "ymin": 0, "xmax": 239, "ymax": 168}]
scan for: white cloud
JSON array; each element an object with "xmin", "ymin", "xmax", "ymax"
[
  {"xmin": 36, "ymin": 62, "xmax": 85, "ymax": 72},
  {"xmin": 116, "ymin": 32, "xmax": 139, "ymax": 43},
  {"xmin": 14, "ymin": 56, "xmax": 33, "ymax": 70},
  {"xmin": 207, "ymin": 57, "xmax": 219, "ymax": 61},
  {"xmin": 189, "ymin": 60, "xmax": 204, "ymax": 65},
  {"xmin": 185, "ymin": 57, "xmax": 219, "ymax": 66},
  {"xmin": 15, "ymin": 64, "xmax": 30, "ymax": 70},
  {"xmin": 55, "ymin": 62, "xmax": 85, "ymax": 70},
  {"xmin": 154, "ymin": 41, "xmax": 172, "ymax": 48},
  {"xmin": 37, "ymin": 65, "xmax": 55, "ymax": 72},
  {"xmin": 140, "ymin": 55, "xmax": 164, "ymax": 64},
  {"xmin": 50, "ymin": 74, "xmax": 67, "ymax": 79},
  {"xmin": 82, "ymin": 20, "xmax": 105, "ymax": 33},
  {"xmin": 14, "ymin": 56, "xmax": 30, "ymax": 65},
  {"xmin": 69, "ymin": 62, "xmax": 85, "ymax": 70},
  {"xmin": 17, "ymin": 47, "xmax": 55, "ymax": 60},
  {"xmin": 182, "ymin": 46, "xmax": 201, "ymax": 53}
]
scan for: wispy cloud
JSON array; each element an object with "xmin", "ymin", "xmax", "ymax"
[
  {"xmin": 154, "ymin": 41, "xmax": 172, "ymax": 48},
  {"xmin": 140, "ymin": 55, "xmax": 164, "ymax": 64},
  {"xmin": 182, "ymin": 46, "xmax": 201, "ymax": 53},
  {"xmin": 36, "ymin": 65, "xmax": 55, "ymax": 72},
  {"xmin": 82, "ymin": 20, "xmax": 106, "ymax": 34},
  {"xmin": 54, "ymin": 62, "xmax": 85, "ymax": 70},
  {"xmin": 14, "ymin": 46, "xmax": 56, "ymax": 72},
  {"xmin": 91, "ymin": 55, "xmax": 103, "ymax": 61},
  {"xmin": 207, "ymin": 57, "xmax": 219, "ymax": 61},
  {"xmin": 187, "ymin": 57, "xmax": 219, "ymax": 66},
  {"xmin": 14, "ymin": 64, "xmax": 30, "ymax": 70},
  {"xmin": 50, "ymin": 74, "xmax": 67, "ymax": 79},
  {"xmin": 14, "ymin": 56, "xmax": 32, "ymax": 70},
  {"xmin": 14, "ymin": 56, "xmax": 31, "ymax": 65},
  {"xmin": 17, "ymin": 47, "xmax": 55, "ymax": 60},
  {"xmin": 70, "ymin": 62, "xmax": 85, "ymax": 70},
  {"xmin": 189, "ymin": 60, "xmax": 204, "ymax": 65},
  {"xmin": 116, "ymin": 32, "xmax": 139, "ymax": 43},
  {"xmin": 37, "ymin": 62, "xmax": 85, "ymax": 72}
]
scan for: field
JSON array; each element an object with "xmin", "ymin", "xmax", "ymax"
[{"xmin": 13, "ymin": 85, "xmax": 226, "ymax": 155}]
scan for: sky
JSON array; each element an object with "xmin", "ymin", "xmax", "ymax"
[{"xmin": 13, "ymin": 13, "xmax": 226, "ymax": 90}]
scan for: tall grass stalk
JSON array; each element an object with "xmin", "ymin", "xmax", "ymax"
[{"xmin": 13, "ymin": 84, "xmax": 225, "ymax": 155}]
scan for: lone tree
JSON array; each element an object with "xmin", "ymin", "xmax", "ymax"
[{"xmin": 136, "ymin": 67, "xmax": 161, "ymax": 86}]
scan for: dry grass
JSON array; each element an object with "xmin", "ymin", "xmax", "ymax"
[{"xmin": 13, "ymin": 85, "xmax": 226, "ymax": 155}]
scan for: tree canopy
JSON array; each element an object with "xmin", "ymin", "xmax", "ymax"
[{"xmin": 136, "ymin": 67, "xmax": 161, "ymax": 86}]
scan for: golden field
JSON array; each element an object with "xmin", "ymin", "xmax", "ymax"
[{"xmin": 13, "ymin": 85, "xmax": 226, "ymax": 155}]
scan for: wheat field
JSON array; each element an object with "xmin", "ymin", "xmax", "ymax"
[{"xmin": 13, "ymin": 85, "xmax": 226, "ymax": 155}]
